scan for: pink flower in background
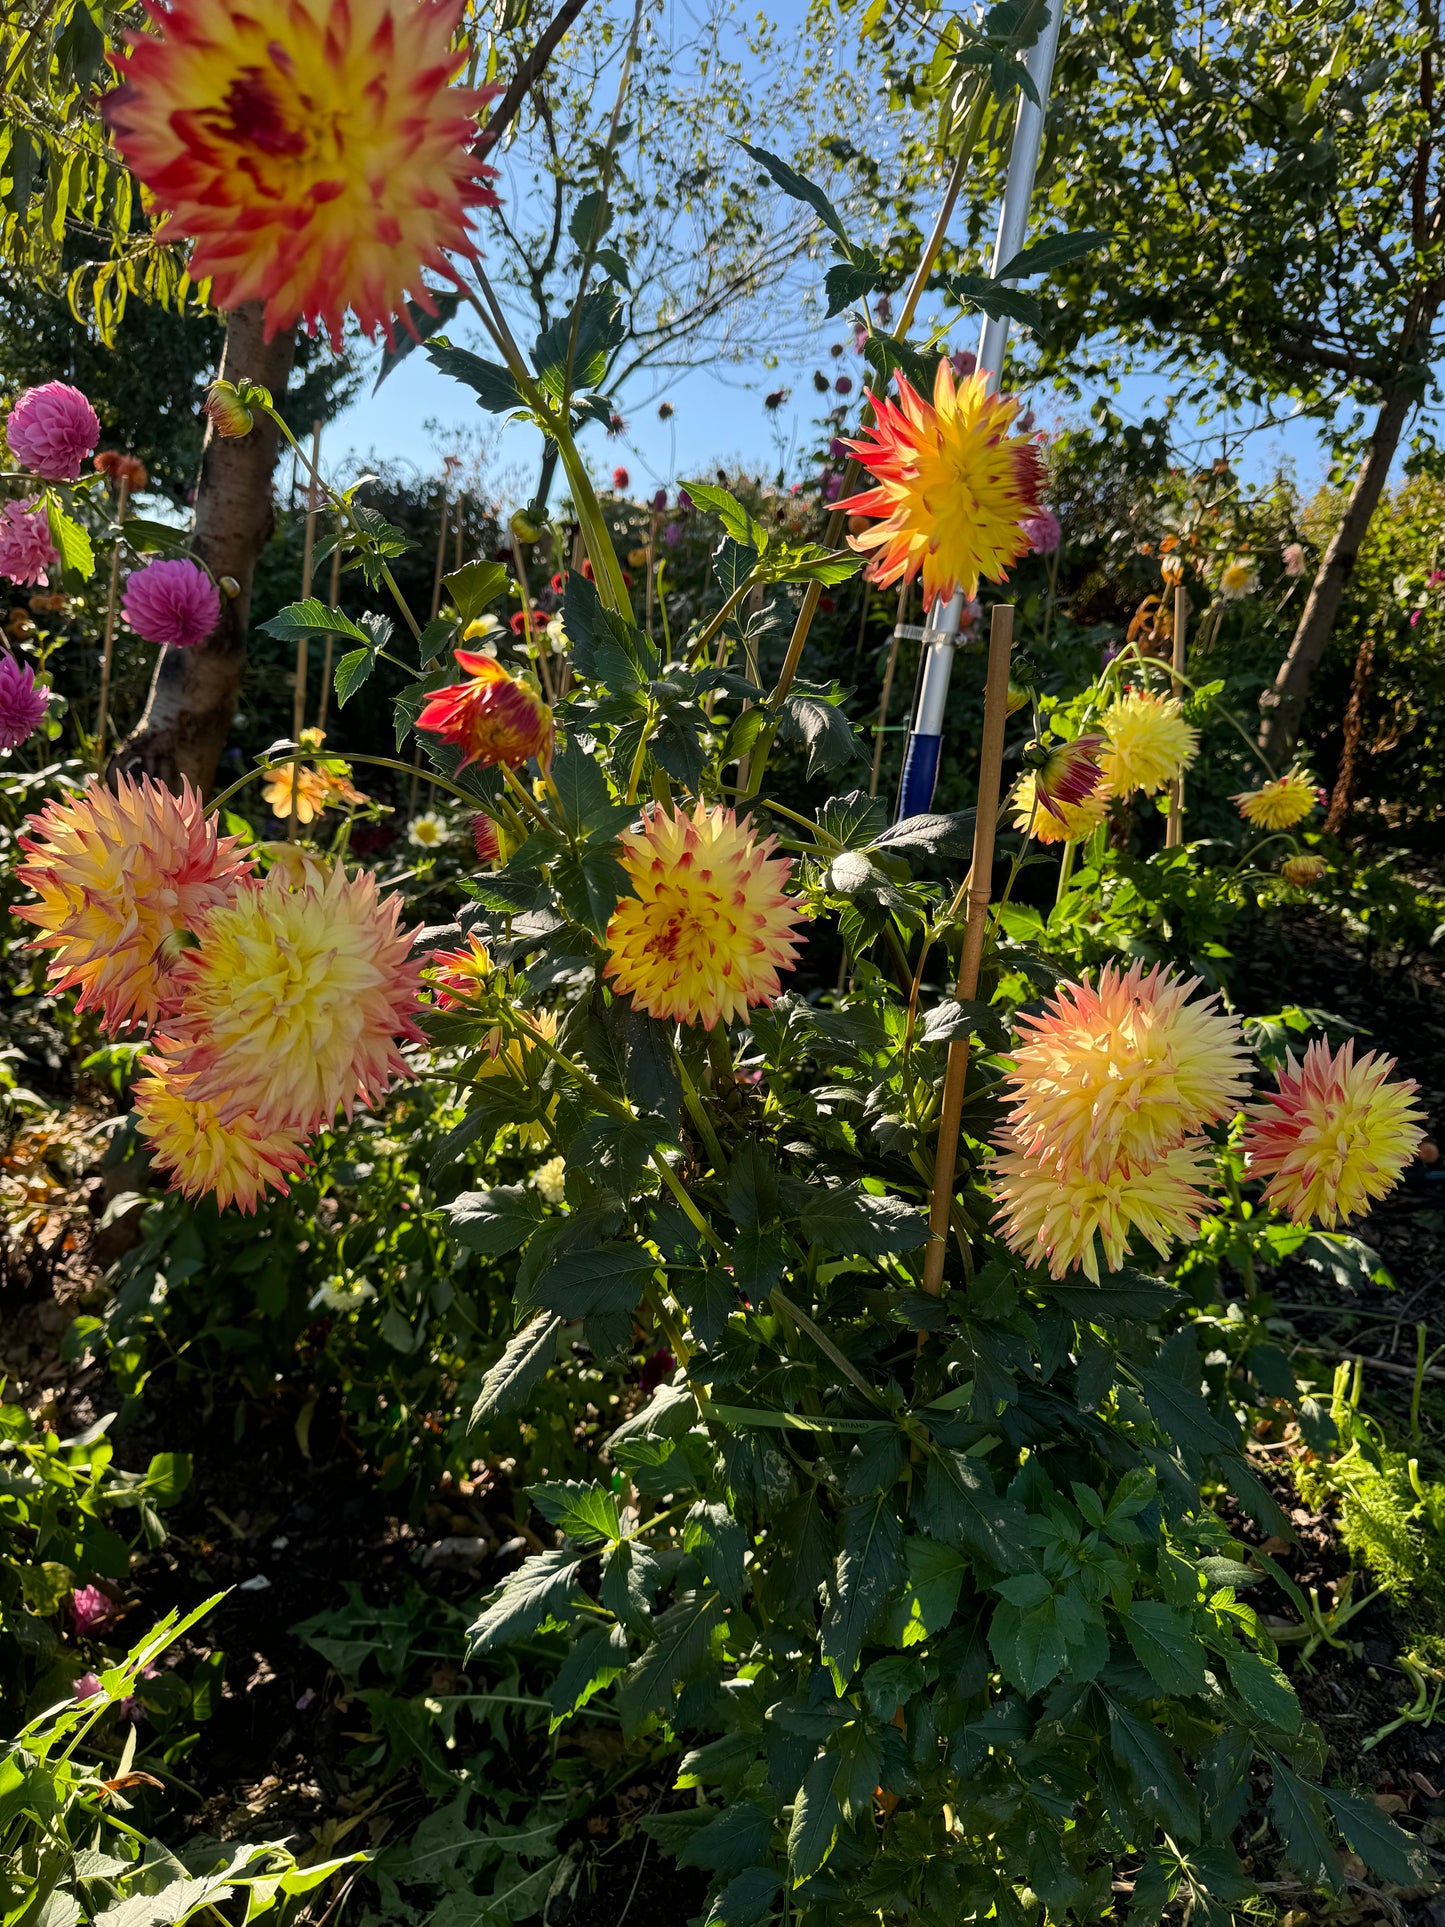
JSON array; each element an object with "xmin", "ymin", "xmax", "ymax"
[
  {"xmin": 611, "ymin": 466, "xmax": 630, "ymax": 491},
  {"xmin": 71, "ymin": 1585, "xmax": 115, "ymax": 1635},
  {"xmin": 950, "ymin": 348, "xmax": 977, "ymax": 379},
  {"xmin": 1283, "ymin": 542, "xmax": 1306, "ymax": 577},
  {"xmin": 1021, "ymin": 507, "xmax": 1062, "ymax": 555},
  {"xmin": 72, "ymin": 1672, "xmax": 103, "ymax": 1700},
  {"xmin": 677, "ymin": 488, "xmax": 692, "ymax": 511},
  {"xmin": 0, "ymin": 499, "xmax": 59, "ymax": 586},
  {"xmin": 651, "ymin": 489, "xmax": 667, "ymax": 512},
  {"xmin": 118, "ymin": 1664, "xmax": 160, "ymax": 1721},
  {"xmin": 6, "ymin": 382, "xmax": 100, "ymax": 481},
  {"xmin": 663, "ymin": 521, "xmax": 681, "ymax": 547},
  {"xmin": 0, "ymin": 652, "xmax": 50, "ymax": 748},
  {"xmin": 1412, "ymin": 609, "xmax": 1423, "ymax": 627},
  {"xmin": 1430, "ymin": 570, "xmax": 1445, "ymax": 588},
  {"xmin": 122, "ymin": 559, "xmax": 220, "ymax": 649}
]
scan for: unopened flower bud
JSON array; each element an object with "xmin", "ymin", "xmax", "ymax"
[
  {"xmin": 219, "ymin": 575, "xmax": 240, "ymax": 598},
  {"xmin": 205, "ymin": 380, "xmax": 254, "ymax": 439},
  {"xmin": 510, "ymin": 507, "xmax": 542, "ymax": 543}
]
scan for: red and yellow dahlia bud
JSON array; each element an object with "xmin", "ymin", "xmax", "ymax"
[
  {"xmin": 204, "ymin": 381, "xmax": 254, "ymax": 439},
  {"xmin": 93, "ymin": 450, "xmax": 149, "ymax": 493},
  {"xmin": 414, "ymin": 650, "xmax": 553, "ymax": 771},
  {"xmin": 1025, "ymin": 734, "xmax": 1104, "ymax": 823},
  {"xmin": 471, "ymin": 813, "xmax": 501, "ymax": 865},
  {"xmin": 1279, "ymin": 854, "xmax": 1327, "ymax": 888}
]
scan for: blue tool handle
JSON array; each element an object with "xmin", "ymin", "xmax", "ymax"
[{"xmin": 897, "ymin": 731, "xmax": 942, "ymax": 821}]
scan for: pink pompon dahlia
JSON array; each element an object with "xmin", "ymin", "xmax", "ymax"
[
  {"xmin": 164, "ymin": 863, "xmax": 424, "ymax": 1134},
  {"xmin": 0, "ymin": 498, "xmax": 61, "ymax": 587},
  {"xmin": 134, "ymin": 1052, "xmax": 310, "ymax": 1212},
  {"xmin": 0, "ymin": 651, "xmax": 50, "ymax": 748},
  {"xmin": 71, "ymin": 1584, "xmax": 116, "ymax": 1635},
  {"xmin": 416, "ymin": 649, "xmax": 553, "ymax": 769},
  {"xmin": 6, "ymin": 382, "xmax": 100, "ymax": 481},
  {"xmin": 106, "ymin": 0, "xmax": 500, "ymax": 346},
  {"xmin": 16, "ymin": 775, "xmax": 251, "ymax": 1031},
  {"xmin": 1021, "ymin": 506, "xmax": 1062, "ymax": 555},
  {"xmin": 1242, "ymin": 1038, "xmax": 1425, "ymax": 1228},
  {"xmin": 122, "ymin": 558, "xmax": 221, "ymax": 649}
]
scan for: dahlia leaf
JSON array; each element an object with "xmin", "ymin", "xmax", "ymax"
[
  {"xmin": 862, "ymin": 332, "xmax": 935, "ymax": 398},
  {"xmin": 739, "ymin": 141, "xmax": 849, "ymax": 245},
  {"xmin": 817, "ymin": 790, "xmax": 889, "ymax": 851},
  {"xmin": 777, "ymin": 681, "xmax": 864, "ymax": 777},
  {"xmin": 1223, "ymin": 1646, "xmax": 1300, "ymax": 1733},
  {"xmin": 824, "ymin": 251, "xmax": 883, "ymax": 317},
  {"xmin": 532, "ymin": 289, "xmax": 625, "ymax": 402},
  {"xmin": 549, "ymin": 742, "xmax": 615, "ymax": 833},
  {"xmin": 766, "ymin": 544, "xmax": 863, "ymax": 586},
  {"xmin": 549, "ymin": 1621, "xmax": 629, "ymax": 1728},
  {"xmin": 684, "ymin": 481, "xmax": 769, "ymax": 552},
  {"xmin": 947, "ymin": 272, "xmax": 1042, "ymax": 329},
  {"xmin": 914, "ymin": 1451, "xmax": 1028, "ymax": 1569},
  {"xmin": 797, "ymin": 1183, "xmax": 927, "ymax": 1257},
  {"xmin": 920, "ymin": 998, "xmax": 1012, "ymax": 1052},
  {"xmin": 996, "ymin": 229, "xmax": 1111, "ymax": 282},
  {"xmin": 373, "ymin": 291, "xmax": 462, "ymax": 392},
  {"xmin": 1139, "ymin": 1367, "xmax": 1239, "ymax": 1457},
  {"xmin": 684, "ymin": 1501, "xmax": 747, "ymax": 1604},
  {"xmin": 676, "ymin": 1801, "xmax": 773, "ymax": 1874},
  {"xmin": 120, "ymin": 517, "xmax": 194, "ymax": 559},
  {"xmin": 442, "ymin": 559, "xmax": 508, "ymax": 625},
  {"xmin": 989, "ymin": 1593, "xmax": 1067, "ymax": 1695},
  {"xmin": 45, "ymin": 502, "xmax": 93, "ymax": 579},
  {"xmin": 528, "ymin": 1241, "xmax": 656, "ymax": 1319},
  {"xmin": 617, "ymin": 1590, "xmax": 726, "ymax": 1728},
  {"xmin": 871, "ymin": 808, "xmax": 976, "ymax": 858},
  {"xmin": 260, "ymin": 599, "xmax": 370, "ymax": 644},
  {"xmin": 821, "ymin": 1495, "xmax": 905, "ymax": 1685},
  {"xmin": 712, "ymin": 534, "xmax": 759, "ymax": 601},
  {"xmin": 705, "ymin": 1867, "xmax": 782, "ymax": 1927},
  {"xmin": 332, "ymin": 648, "xmax": 374, "ymax": 707},
  {"xmin": 1321, "ymin": 1785, "xmax": 1432, "ymax": 1886},
  {"xmin": 673, "ymin": 1269, "xmax": 738, "ymax": 1348},
  {"xmin": 468, "ymin": 1548, "xmax": 584, "ymax": 1653},
  {"xmin": 446, "ymin": 1184, "xmax": 546, "ymax": 1255},
  {"xmin": 470, "ymin": 1314, "xmax": 563, "ymax": 1427},
  {"xmin": 426, "ymin": 338, "xmax": 526, "ymax": 414},
  {"xmin": 1267, "ymin": 1762, "xmax": 1340, "ymax": 1892},
  {"xmin": 1123, "ymin": 1600, "xmax": 1207, "ymax": 1696},
  {"xmin": 1106, "ymin": 1702, "xmax": 1200, "ymax": 1841},
  {"xmin": 529, "ymin": 1479, "xmax": 621, "ymax": 1544}
]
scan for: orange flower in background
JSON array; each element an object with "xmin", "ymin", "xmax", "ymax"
[
  {"xmin": 106, "ymin": 0, "xmax": 499, "ymax": 345},
  {"xmin": 16, "ymin": 775, "xmax": 250, "ymax": 1031},
  {"xmin": 134, "ymin": 1054, "xmax": 310, "ymax": 1211},
  {"xmin": 839, "ymin": 360, "xmax": 1041, "ymax": 607},
  {"xmin": 1242, "ymin": 1039, "xmax": 1425, "ymax": 1227},
  {"xmin": 605, "ymin": 802, "xmax": 805, "ymax": 1029},
  {"xmin": 165, "ymin": 863, "xmax": 423, "ymax": 1133},
  {"xmin": 416, "ymin": 650, "xmax": 553, "ymax": 770},
  {"xmin": 261, "ymin": 761, "xmax": 331, "ymax": 824},
  {"xmin": 429, "ymin": 931, "xmax": 492, "ymax": 1006}
]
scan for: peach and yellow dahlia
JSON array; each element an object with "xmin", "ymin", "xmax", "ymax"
[
  {"xmin": 1232, "ymin": 766, "xmax": 1319, "ymax": 831},
  {"xmin": 106, "ymin": 0, "xmax": 498, "ymax": 345},
  {"xmin": 1000, "ymin": 962, "xmax": 1250, "ymax": 1178},
  {"xmin": 134, "ymin": 1054, "xmax": 309, "ymax": 1212},
  {"xmin": 16, "ymin": 775, "xmax": 250, "ymax": 1032},
  {"xmin": 1011, "ymin": 770, "xmax": 1109, "ymax": 846},
  {"xmin": 839, "ymin": 360, "xmax": 1042, "ymax": 608},
  {"xmin": 415, "ymin": 650, "xmax": 553, "ymax": 770},
  {"xmin": 1098, "ymin": 689, "xmax": 1198, "ymax": 798},
  {"xmin": 165, "ymin": 863, "xmax": 423, "ymax": 1132},
  {"xmin": 1242, "ymin": 1039, "xmax": 1425, "ymax": 1227},
  {"xmin": 604, "ymin": 802, "xmax": 805, "ymax": 1029}
]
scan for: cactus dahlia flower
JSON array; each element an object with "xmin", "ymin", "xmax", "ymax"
[
  {"xmin": 16, "ymin": 775, "xmax": 251, "ymax": 1031},
  {"xmin": 604, "ymin": 802, "xmax": 805, "ymax": 1029},
  {"xmin": 991, "ymin": 1129, "xmax": 1215, "ymax": 1283},
  {"xmin": 1001, "ymin": 963, "xmax": 1250, "ymax": 1179},
  {"xmin": 415, "ymin": 650, "xmax": 553, "ymax": 770},
  {"xmin": 134, "ymin": 1055, "xmax": 309, "ymax": 1211},
  {"xmin": 428, "ymin": 931, "xmax": 492, "ymax": 1006},
  {"xmin": 106, "ymin": 0, "xmax": 500, "ymax": 346},
  {"xmin": 1098, "ymin": 689, "xmax": 1198, "ymax": 798},
  {"xmin": 1242, "ymin": 1039, "xmax": 1425, "ymax": 1228},
  {"xmin": 839, "ymin": 360, "xmax": 1042, "ymax": 607},
  {"xmin": 1011, "ymin": 770, "xmax": 1108, "ymax": 846},
  {"xmin": 1232, "ymin": 766, "xmax": 1319, "ymax": 830},
  {"xmin": 165, "ymin": 863, "xmax": 423, "ymax": 1132}
]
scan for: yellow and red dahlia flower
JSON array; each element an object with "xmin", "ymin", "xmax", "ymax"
[
  {"xmin": 604, "ymin": 802, "xmax": 805, "ymax": 1029},
  {"xmin": 429, "ymin": 931, "xmax": 492, "ymax": 1006},
  {"xmin": 1027, "ymin": 734, "xmax": 1104, "ymax": 822},
  {"xmin": 415, "ymin": 650, "xmax": 553, "ymax": 770},
  {"xmin": 991, "ymin": 1131, "xmax": 1215, "ymax": 1283},
  {"xmin": 1001, "ymin": 962, "xmax": 1250, "ymax": 1178},
  {"xmin": 16, "ymin": 775, "xmax": 250, "ymax": 1032},
  {"xmin": 839, "ymin": 360, "xmax": 1042, "ymax": 608},
  {"xmin": 107, "ymin": 0, "xmax": 499, "ymax": 345},
  {"xmin": 1011, "ymin": 770, "xmax": 1109, "ymax": 846},
  {"xmin": 1233, "ymin": 766, "xmax": 1319, "ymax": 831},
  {"xmin": 1098, "ymin": 688, "xmax": 1198, "ymax": 798},
  {"xmin": 1242, "ymin": 1038, "xmax": 1425, "ymax": 1227},
  {"xmin": 134, "ymin": 1053, "xmax": 309, "ymax": 1212},
  {"xmin": 164, "ymin": 862, "xmax": 423, "ymax": 1133}
]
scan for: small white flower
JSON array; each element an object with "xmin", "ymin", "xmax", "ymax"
[
  {"xmin": 531, "ymin": 1156, "xmax": 567, "ymax": 1205},
  {"xmin": 311, "ymin": 1276, "xmax": 378, "ymax": 1312},
  {"xmin": 544, "ymin": 614, "xmax": 569, "ymax": 656},
  {"xmin": 408, "ymin": 810, "xmax": 449, "ymax": 849},
  {"xmin": 1219, "ymin": 558, "xmax": 1258, "ymax": 600}
]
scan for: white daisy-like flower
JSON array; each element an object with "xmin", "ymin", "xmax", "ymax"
[
  {"xmin": 408, "ymin": 811, "xmax": 449, "ymax": 850},
  {"xmin": 311, "ymin": 1276, "xmax": 378, "ymax": 1313}
]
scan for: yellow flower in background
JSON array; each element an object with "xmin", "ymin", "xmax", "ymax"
[
  {"xmin": 1011, "ymin": 771, "xmax": 1108, "ymax": 846},
  {"xmin": 1242, "ymin": 1039, "xmax": 1425, "ymax": 1228},
  {"xmin": 16, "ymin": 774, "xmax": 250, "ymax": 1032},
  {"xmin": 1098, "ymin": 689, "xmax": 1198, "ymax": 798},
  {"xmin": 531, "ymin": 1155, "xmax": 567, "ymax": 1204},
  {"xmin": 475, "ymin": 1008, "xmax": 559, "ymax": 1148},
  {"xmin": 604, "ymin": 802, "xmax": 806, "ymax": 1029},
  {"xmin": 1233, "ymin": 767, "xmax": 1319, "ymax": 830},
  {"xmin": 262, "ymin": 762, "xmax": 331, "ymax": 824},
  {"xmin": 839, "ymin": 360, "xmax": 1042, "ymax": 607},
  {"xmin": 133, "ymin": 1055, "xmax": 309, "ymax": 1212},
  {"xmin": 1279, "ymin": 854, "xmax": 1328, "ymax": 888}
]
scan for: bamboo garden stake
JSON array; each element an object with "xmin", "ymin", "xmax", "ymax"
[
  {"xmin": 408, "ymin": 471, "xmax": 453, "ymax": 815},
  {"xmin": 921, "ymin": 602, "xmax": 1014, "ymax": 1296},
  {"xmin": 288, "ymin": 419, "xmax": 322, "ymax": 838},
  {"xmin": 1166, "ymin": 582, "xmax": 1188, "ymax": 847},
  {"xmin": 94, "ymin": 475, "xmax": 131, "ymax": 766},
  {"xmin": 316, "ymin": 507, "xmax": 343, "ymax": 734}
]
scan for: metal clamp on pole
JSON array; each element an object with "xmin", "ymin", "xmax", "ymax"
[{"xmin": 895, "ymin": 591, "xmax": 965, "ymax": 820}]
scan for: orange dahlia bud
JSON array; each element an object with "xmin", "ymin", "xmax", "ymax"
[
  {"xmin": 164, "ymin": 863, "xmax": 424, "ymax": 1134},
  {"xmin": 1241, "ymin": 1039, "xmax": 1425, "ymax": 1228},
  {"xmin": 15, "ymin": 775, "xmax": 251, "ymax": 1032},
  {"xmin": 415, "ymin": 650, "xmax": 553, "ymax": 770},
  {"xmin": 1232, "ymin": 766, "xmax": 1319, "ymax": 831},
  {"xmin": 203, "ymin": 380, "xmax": 254, "ymax": 440},
  {"xmin": 106, "ymin": 0, "xmax": 501, "ymax": 346},
  {"xmin": 134, "ymin": 1052, "xmax": 310, "ymax": 1212},
  {"xmin": 604, "ymin": 802, "xmax": 806, "ymax": 1029},
  {"xmin": 839, "ymin": 359, "xmax": 1041, "ymax": 608}
]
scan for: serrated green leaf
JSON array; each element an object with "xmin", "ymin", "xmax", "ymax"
[
  {"xmin": 1224, "ymin": 1646, "xmax": 1301, "ymax": 1733},
  {"xmin": 260, "ymin": 599, "xmax": 370, "ymax": 644},
  {"xmin": 1124, "ymin": 1600, "xmax": 1207, "ymax": 1696},
  {"xmin": 469, "ymin": 1314, "xmax": 562, "ymax": 1426},
  {"xmin": 446, "ymin": 1185, "xmax": 546, "ymax": 1255},
  {"xmin": 1321, "ymin": 1785, "xmax": 1432, "ymax": 1886},
  {"xmin": 529, "ymin": 1479, "xmax": 622, "ymax": 1544},
  {"xmin": 332, "ymin": 648, "xmax": 374, "ymax": 706}
]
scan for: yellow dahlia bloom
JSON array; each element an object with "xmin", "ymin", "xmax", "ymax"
[
  {"xmin": 840, "ymin": 360, "xmax": 1042, "ymax": 608},
  {"xmin": 1242, "ymin": 1039, "xmax": 1425, "ymax": 1228},
  {"xmin": 604, "ymin": 802, "xmax": 805, "ymax": 1029},
  {"xmin": 1098, "ymin": 689, "xmax": 1199, "ymax": 798},
  {"xmin": 16, "ymin": 775, "xmax": 250, "ymax": 1032},
  {"xmin": 166, "ymin": 864, "xmax": 423, "ymax": 1133},
  {"xmin": 107, "ymin": 0, "xmax": 498, "ymax": 345},
  {"xmin": 476, "ymin": 1008, "xmax": 558, "ymax": 1149},
  {"xmin": 1011, "ymin": 770, "xmax": 1109, "ymax": 846},
  {"xmin": 1233, "ymin": 767, "xmax": 1319, "ymax": 831},
  {"xmin": 992, "ymin": 1131, "xmax": 1214, "ymax": 1283},
  {"xmin": 1001, "ymin": 962, "xmax": 1251, "ymax": 1178},
  {"xmin": 1279, "ymin": 854, "xmax": 1328, "ymax": 888},
  {"xmin": 134, "ymin": 1054, "xmax": 309, "ymax": 1212}
]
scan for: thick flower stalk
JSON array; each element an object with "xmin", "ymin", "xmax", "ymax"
[
  {"xmin": 1242, "ymin": 1039, "xmax": 1425, "ymax": 1227},
  {"xmin": 839, "ymin": 360, "xmax": 1042, "ymax": 607},
  {"xmin": 416, "ymin": 650, "xmax": 554, "ymax": 769},
  {"xmin": 1233, "ymin": 767, "xmax": 1319, "ymax": 831},
  {"xmin": 1011, "ymin": 771, "xmax": 1108, "ymax": 846},
  {"xmin": 16, "ymin": 775, "xmax": 251, "ymax": 1031},
  {"xmin": 605, "ymin": 802, "xmax": 805, "ymax": 1029},
  {"xmin": 0, "ymin": 652, "xmax": 50, "ymax": 748},
  {"xmin": 134, "ymin": 1056, "xmax": 310, "ymax": 1211},
  {"xmin": 6, "ymin": 381, "xmax": 99, "ymax": 481},
  {"xmin": 1098, "ymin": 689, "xmax": 1198, "ymax": 798},
  {"xmin": 122, "ymin": 559, "xmax": 221, "ymax": 649},
  {"xmin": 164, "ymin": 863, "xmax": 423, "ymax": 1132},
  {"xmin": 107, "ymin": 0, "xmax": 499, "ymax": 344}
]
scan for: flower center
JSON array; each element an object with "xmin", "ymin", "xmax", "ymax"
[{"xmin": 222, "ymin": 70, "xmax": 310, "ymax": 158}]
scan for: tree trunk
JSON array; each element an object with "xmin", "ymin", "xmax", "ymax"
[
  {"xmin": 1324, "ymin": 629, "xmax": 1376, "ymax": 834},
  {"xmin": 111, "ymin": 302, "xmax": 296, "ymax": 795},
  {"xmin": 1258, "ymin": 383, "xmax": 1413, "ymax": 759}
]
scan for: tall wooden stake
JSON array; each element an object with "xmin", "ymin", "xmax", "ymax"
[
  {"xmin": 94, "ymin": 475, "xmax": 131, "ymax": 767},
  {"xmin": 454, "ymin": 492, "xmax": 466, "ymax": 570},
  {"xmin": 1166, "ymin": 582, "xmax": 1188, "ymax": 848},
  {"xmin": 921, "ymin": 603, "xmax": 1014, "ymax": 1297},
  {"xmin": 288, "ymin": 419, "xmax": 322, "ymax": 838},
  {"xmin": 408, "ymin": 473, "xmax": 453, "ymax": 816},
  {"xmin": 316, "ymin": 506, "xmax": 342, "ymax": 734}
]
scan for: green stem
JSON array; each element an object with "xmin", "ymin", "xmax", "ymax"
[
  {"xmin": 651, "ymin": 1149, "xmax": 729, "ymax": 1259},
  {"xmin": 687, "ymin": 570, "xmax": 761, "ymax": 664},
  {"xmin": 1054, "ymin": 834, "xmax": 1077, "ymax": 903},
  {"xmin": 673, "ymin": 1045, "xmax": 726, "ymax": 1171},
  {"xmin": 206, "ymin": 752, "xmax": 485, "ymax": 818},
  {"xmin": 770, "ymin": 1286, "xmax": 888, "ymax": 1410}
]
